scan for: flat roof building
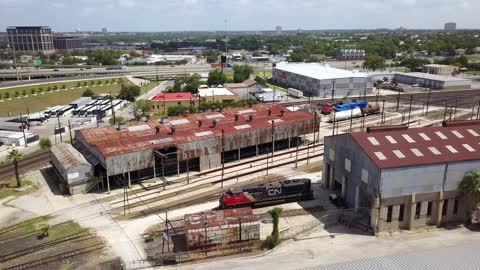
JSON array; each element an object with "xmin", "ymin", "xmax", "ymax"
[
  {"xmin": 149, "ymin": 92, "xmax": 198, "ymax": 112},
  {"xmin": 273, "ymin": 63, "xmax": 372, "ymax": 98},
  {"xmin": 323, "ymin": 122, "xmax": 480, "ymax": 234},
  {"xmin": 422, "ymin": 64, "xmax": 457, "ymax": 76},
  {"xmin": 444, "ymin": 22, "xmax": 456, "ymax": 32},
  {"xmin": 7, "ymin": 26, "xmax": 54, "ymax": 52},
  {"xmin": 198, "ymin": 87, "xmax": 239, "ymax": 103}
]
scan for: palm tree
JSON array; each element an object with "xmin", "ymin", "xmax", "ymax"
[
  {"xmin": 7, "ymin": 149, "xmax": 24, "ymax": 188},
  {"xmin": 459, "ymin": 171, "xmax": 480, "ymax": 223}
]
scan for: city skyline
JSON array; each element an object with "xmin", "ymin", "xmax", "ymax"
[{"xmin": 0, "ymin": 0, "xmax": 479, "ymax": 32}]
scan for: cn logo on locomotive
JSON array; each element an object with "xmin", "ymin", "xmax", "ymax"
[{"xmin": 267, "ymin": 189, "xmax": 281, "ymax": 196}]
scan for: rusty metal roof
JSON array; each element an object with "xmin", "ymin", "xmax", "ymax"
[
  {"xmin": 77, "ymin": 104, "xmax": 315, "ymax": 158},
  {"xmin": 350, "ymin": 124, "xmax": 480, "ymax": 169},
  {"xmin": 51, "ymin": 142, "xmax": 91, "ymax": 170},
  {"xmin": 184, "ymin": 208, "xmax": 258, "ymax": 231}
]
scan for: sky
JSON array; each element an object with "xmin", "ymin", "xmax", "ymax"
[{"xmin": 0, "ymin": 0, "xmax": 479, "ymax": 32}]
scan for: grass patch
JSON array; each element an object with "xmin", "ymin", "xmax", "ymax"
[
  {"xmin": 0, "ymin": 215, "xmax": 52, "ymax": 235},
  {"xmin": 266, "ymin": 83, "xmax": 287, "ymax": 93},
  {"xmin": 49, "ymin": 221, "xmax": 88, "ymax": 241},
  {"xmin": 425, "ymin": 110, "xmax": 446, "ymax": 120},
  {"xmin": 0, "ymin": 78, "xmax": 130, "ymax": 116},
  {"xmin": 0, "ymin": 179, "xmax": 37, "ymax": 200}
]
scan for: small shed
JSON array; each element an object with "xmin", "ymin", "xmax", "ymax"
[
  {"xmin": 184, "ymin": 208, "xmax": 260, "ymax": 251},
  {"xmin": 50, "ymin": 143, "xmax": 93, "ymax": 194}
]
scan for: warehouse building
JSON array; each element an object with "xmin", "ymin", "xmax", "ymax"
[
  {"xmin": 184, "ymin": 208, "xmax": 260, "ymax": 251},
  {"xmin": 50, "ymin": 143, "xmax": 94, "ymax": 195},
  {"xmin": 74, "ymin": 104, "xmax": 317, "ymax": 191},
  {"xmin": 149, "ymin": 93, "xmax": 198, "ymax": 113},
  {"xmin": 0, "ymin": 130, "xmax": 38, "ymax": 146},
  {"xmin": 323, "ymin": 122, "xmax": 480, "ymax": 234},
  {"xmin": 198, "ymin": 87, "xmax": 239, "ymax": 103},
  {"xmin": 393, "ymin": 72, "xmax": 471, "ymax": 90},
  {"xmin": 272, "ymin": 63, "xmax": 372, "ymax": 98},
  {"xmin": 422, "ymin": 64, "xmax": 457, "ymax": 76}
]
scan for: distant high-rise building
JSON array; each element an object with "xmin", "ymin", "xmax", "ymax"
[
  {"xmin": 275, "ymin": 26, "xmax": 282, "ymax": 35},
  {"xmin": 444, "ymin": 22, "xmax": 456, "ymax": 32},
  {"xmin": 6, "ymin": 26, "xmax": 54, "ymax": 52},
  {"xmin": 298, "ymin": 29, "xmax": 303, "ymax": 34},
  {"xmin": 102, "ymin": 27, "xmax": 108, "ymax": 33}
]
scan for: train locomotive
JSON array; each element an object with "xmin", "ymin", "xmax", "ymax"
[{"xmin": 219, "ymin": 179, "xmax": 314, "ymax": 209}]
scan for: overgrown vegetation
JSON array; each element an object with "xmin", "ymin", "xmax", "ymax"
[
  {"xmin": 266, "ymin": 207, "xmax": 282, "ymax": 249},
  {"xmin": 460, "ymin": 171, "xmax": 480, "ymax": 223}
]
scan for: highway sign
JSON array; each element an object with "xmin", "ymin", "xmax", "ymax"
[{"xmin": 34, "ymin": 59, "xmax": 42, "ymax": 65}]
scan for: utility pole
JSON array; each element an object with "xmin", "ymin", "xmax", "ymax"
[
  {"xmin": 221, "ymin": 129, "xmax": 225, "ymax": 188},
  {"xmin": 155, "ymin": 63, "xmax": 159, "ymax": 86},
  {"xmin": 425, "ymin": 88, "xmax": 431, "ymax": 116},
  {"xmin": 8, "ymin": 43, "xmax": 19, "ymax": 81},
  {"xmin": 224, "ymin": 18, "xmax": 228, "ymax": 55},
  {"xmin": 396, "ymin": 90, "xmax": 401, "ymax": 111},
  {"xmin": 381, "ymin": 99, "xmax": 386, "ymax": 126},
  {"xmin": 57, "ymin": 115, "xmax": 63, "ymax": 143},
  {"xmin": 271, "ymin": 120, "xmax": 275, "ymax": 166},
  {"xmin": 110, "ymin": 92, "xmax": 116, "ymax": 125},
  {"xmin": 331, "ymin": 81, "xmax": 335, "ymax": 101},
  {"xmin": 477, "ymin": 100, "xmax": 480, "ymax": 120},
  {"xmin": 20, "ymin": 114, "xmax": 28, "ymax": 147},
  {"xmin": 407, "ymin": 95, "xmax": 413, "ymax": 126},
  {"xmin": 68, "ymin": 120, "xmax": 73, "ymax": 143}
]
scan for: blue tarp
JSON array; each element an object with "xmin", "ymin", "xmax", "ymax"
[{"xmin": 335, "ymin": 101, "xmax": 368, "ymax": 112}]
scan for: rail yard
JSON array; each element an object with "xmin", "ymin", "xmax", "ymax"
[{"xmin": 0, "ymin": 84, "xmax": 479, "ymax": 269}]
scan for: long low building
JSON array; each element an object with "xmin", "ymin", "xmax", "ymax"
[
  {"xmin": 75, "ymin": 104, "xmax": 318, "ymax": 191},
  {"xmin": 0, "ymin": 130, "xmax": 38, "ymax": 146},
  {"xmin": 273, "ymin": 63, "xmax": 372, "ymax": 98},
  {"xmin": 323, "ymin": 122, "xmax": 480, "ymax": 234}
]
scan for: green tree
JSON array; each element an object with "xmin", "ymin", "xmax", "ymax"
[
  {"xmin": 233, "ymin": 64, "xmax": 254, "ymax": 83},
  {"xmin": 362, "ymin": 55, "xmax": 386, "ymax": 71},
  {"xmin": 6, "ymin": 149, "xmax": 24, "ymax": 188},
  {"xmin": 109, "ymin": 116, "xmax": 126, "ymax": 125},
  {"xmin": 22, "ymin": 90, "xmax": 27, "ymax": 96},
  {"xmin": 30, "ymin": 89, "xmax": 35, "ymax": 95},
  {"xmin": 117, "ymin": 85, "xmax": 141, "ymax": 101},
  {"xmin": 83, "ymin": 81, "xmax": 88, "ymax": 87},
  {"xmin": 61, "ymin": 84, "xmax": 66, "ymax": 90},
  {"xmin": 14, "ymin": 91, "xmax": 19, "ymax": 97},
  {"xmin": 4, "ymin": 92, "xmax": 10, "ymax": 99},
  {"xmin": 167, "ymin": 104, "xmax": 191, "ymax": 116},
  {"xmin": 203, "ymin": 50, "xmax": 221, "ymax": 63},
  {"xmin": 53, "ymin": 85, "xmax": 58, "ymax": 90},
  {"xmin": 135, "ymin": 99, "xmax": 153, "ymax": 118},
  {"xmin": 460, "ymin": 171, "xmax": 480, "ymax": 222},
  {"xmin": 254, "ymin": 76, "xmax": 267, "ymax": 85},
  {"xmin": 76, "ymin": 82, "xmax": 81, "ymax": 87},
  {"xmin": 82, "ymin": 88, "xmax": 95, "ymax": 98},
  {"xmin": 401, "ymin": 57, "xmax": 431, "ymax": 71},
  {"xmin": 39, "ymin": 138, "xmax": 52, "ymax": 151},
  {"xmin": 207, "ymin": 69, "xmax": 227, "ymax": 86},
  {"xmin": 266, "ymin": 207, "xmax": 282, "ymax": 248}
]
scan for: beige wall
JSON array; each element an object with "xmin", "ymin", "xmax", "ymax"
[{"xmin": 151, "ymin": 99, "xmax": 199, "ymax": 112}]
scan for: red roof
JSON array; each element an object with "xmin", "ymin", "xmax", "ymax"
[
  {"xmin": 77, "ymin": 104, "xmax": 315, "ymax": 158},
  {"xmin": 350, "ymin": 124, "xmax": 480, "ymax": 169},
  {"xmin": 150, "ymin": 92, "xmax": 196, "ymax": 101}
]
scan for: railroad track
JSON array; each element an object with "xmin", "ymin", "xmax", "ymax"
[
  {"xmin": 0, "ymin": 151, "xmax": 50, "ymax": 183},
  {"xmin": 2, "ymin": 242, "xmax": 104, "ymax": 270},
  {"xmin": 121, "ymin": 152, "xmax": 324, "ymax": 219},
  {"xmin": 0, "ymin": 231, "xmax": 94, "ymax": 263}
]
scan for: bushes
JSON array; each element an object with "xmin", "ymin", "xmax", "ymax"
[{"xmin": 266, "ymin": 207, "xmax": 282, "ymax": 249}]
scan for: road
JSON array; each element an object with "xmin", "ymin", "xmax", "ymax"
[{"xmin": 167, "ymin": 227, "xmax": 480, "ymax": 270}]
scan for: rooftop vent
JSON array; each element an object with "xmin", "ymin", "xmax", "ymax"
[
  {"xmin": 155, "ymin": 125, "xmax": 160, "ymax": 134},
  {"xmin": 198, "ymin": 120, "xmax": 203, "ymax": 127},
  {"xmin": 211, "ymin": 120, "xmax": 217, "ymax": 128},
  {"xmin": 170, "ymin": 125, "xmax": 176, "ymax": 135},
  {"xmin": 268, "ymin": 109, "xmax": 272, "ymax": 116},
  {"xmin": 235, "ymin": 114, "xmax": 240, "ymax": 121},
  {"xmin": 280, "ymin": 110, "xmax": 285, "ymax": 117},
  {"xmin": 248, "ymin": 115, "xmax": 253, "ymax": 122}
]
